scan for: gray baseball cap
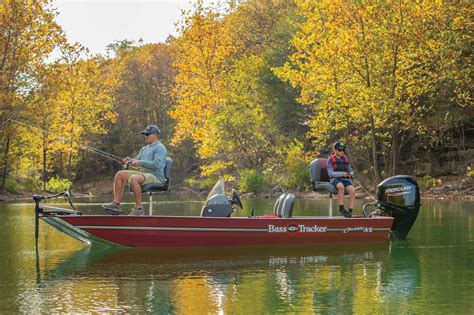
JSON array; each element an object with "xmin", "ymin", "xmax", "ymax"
[{"xmin": 141, "ymin": 125, "xmax": 160, "ymax": 135}]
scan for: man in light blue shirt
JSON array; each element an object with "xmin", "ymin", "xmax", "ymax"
[{"xmin": 102, "ymin": 125, "xmax": 167, "ymax": 215}]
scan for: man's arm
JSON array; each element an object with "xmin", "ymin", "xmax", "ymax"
[{"xmin": 327, "ymin": 158, "xmax": 347, "ymax": 178}]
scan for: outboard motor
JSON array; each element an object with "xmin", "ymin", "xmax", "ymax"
[{"xmin": 376, "ymin": 175, "xmax": 420, "ymax": 240}]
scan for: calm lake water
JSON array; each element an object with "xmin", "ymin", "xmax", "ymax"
[{"xmin": 0, "ymin": 195, "xmax": 472, "ymax": 313}]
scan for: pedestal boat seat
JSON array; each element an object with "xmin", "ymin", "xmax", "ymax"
[
  {"xmin": 140, "ymin": 157, "xmax": 173, "ymax": 215},
  {"xmin": 310, "ymin": 158, "xmax": 348, "ymax": 217}
]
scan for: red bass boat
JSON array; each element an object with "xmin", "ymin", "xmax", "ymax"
[{"xmin": 34, "ymin": 159, "xmax": 420, "ymax": 248}]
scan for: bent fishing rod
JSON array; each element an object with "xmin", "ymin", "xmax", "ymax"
[{"xmin": 8, "ymin": 118, "xmax": 125, "ymax": 164}]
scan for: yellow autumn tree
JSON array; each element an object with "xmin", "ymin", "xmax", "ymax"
[
  {"xmin": 276, "ymin": 0, "xmax": 472, "ymax": 181},
  {"xmin": 23, "ymin": 46, "xmax": 117, "ymax": 185},
  {"xmin": 170, "ymin": 1, "xmax": 243, "ymax": 176},
  {"xmin": 0, "ymin": 0, "xmax": 64, "ymax": 192}
]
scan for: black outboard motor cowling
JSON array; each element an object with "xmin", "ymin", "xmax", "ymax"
[{"xmin": 377, "ymin": 175, "xmax": 420, "ymax": 240}]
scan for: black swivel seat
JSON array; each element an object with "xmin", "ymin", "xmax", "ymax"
[
  {"xmin": 309, "ymin": 158, "xmax": 347, "ymax": 217},
  {"xmin": 141, "ymin": 157, "xmax": 173, "ymax": 215}
]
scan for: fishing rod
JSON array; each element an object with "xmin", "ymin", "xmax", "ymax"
[{"xmin": 7, "ymin": 118, "xmax": 125, "ymax": 164}]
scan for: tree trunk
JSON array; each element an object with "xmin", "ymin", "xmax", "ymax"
[
  {"xmin": 42, "ymin": 132, "xmax": 47, "ymax": 191},
  {"xmin": 1, "ymin": 136, "xmax": 11, "ymax": 194},
  {"xmin": 382, "ymin": 142, "xmax": 390, "ymax": 178},
  {"xmin": 369, "ymin": 114, "xmax": 380, "ymax": 183},
  {"xmin": 391, "ymin": 126, "xmax": 401, "ymax": 176}
]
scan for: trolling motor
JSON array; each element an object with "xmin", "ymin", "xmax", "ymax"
[
  {"xmin": 363, "ymin": 175, "xmax": 420, "ymax": 240},
  {"xmin": 33, "ymin": 191, "xmax": 81, "ymax": 247}
]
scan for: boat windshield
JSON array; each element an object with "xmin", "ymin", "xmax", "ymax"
[{"xmin": 206, "ymin": 177, "xmax": 225, "ymax": 201}]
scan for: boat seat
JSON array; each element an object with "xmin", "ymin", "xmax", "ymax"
[
  {"xmin": 309, "ymin": 158, "xmax": 347, "ymax": 195},
  {"xmin": 139, "ymin": 157, "xmax": 173, "ymax": 215},
  {"xmin": 141, "ymin": 157, "xmax": 173, "ymax": 193},
  {"xmin": 273, "ymin": 193, "xmax": 295, "ymax": 218}
]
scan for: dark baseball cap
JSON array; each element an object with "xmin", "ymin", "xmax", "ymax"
[
  {"xmin": 333, "ymin": 141, "xmax": 345, "ymax": 151},
  {"xmin": 141, "ymin": 125, "xmax": 160, "ymax": 135}
]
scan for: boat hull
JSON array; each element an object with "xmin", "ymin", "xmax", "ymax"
[{"xmin": 41, "ymin": 215, "xmax": 394, "ymax": 248}]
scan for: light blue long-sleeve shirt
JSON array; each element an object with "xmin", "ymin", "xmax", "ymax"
[{"xmin": 134, "ymin": 141, "xmax": 167, "ymax": 181}]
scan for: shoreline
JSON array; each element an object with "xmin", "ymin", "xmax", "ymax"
[
  {"xmin": 1, "ymin": 185, "xmax": 473, "ymax": 202},
  {"xmin": 1, "ymin": 174, "xmax": 472, "ymax": 202}
]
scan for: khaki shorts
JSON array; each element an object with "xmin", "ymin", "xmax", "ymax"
[{"xmin": 123, "ymin": 170, "xmax": 163, "ymax": 185}]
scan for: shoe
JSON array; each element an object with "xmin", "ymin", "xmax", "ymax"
[
  {"xmin": 129, "ymin": 207, "xmax": 145, "ymax": 216},
  {"xmin": 101, "ymin": 201, "xmax": 122, "ymax": 215},
  {"xmin": 340, "ymin": 208, "xmax": 352, "ymax": 218}
]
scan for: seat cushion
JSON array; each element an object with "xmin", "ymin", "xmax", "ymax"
[
  {"xmin": 314, "ymin": 183, "xmax": 350, "ymax": 195},
  {"xmin": 142, "ymin": 182, "xmax": 168, "ymax": 193},
  {"xmin": 314, "ymin": 183, "xmax": 338, "ymax": 194}
]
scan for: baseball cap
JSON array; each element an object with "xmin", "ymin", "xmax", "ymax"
[
  {"xmin": 141, "ymin": 125, "xmax": 160, "ymax": 135},
  {"xmin": 333, "ymin": 141, "xmax": 345, "ymax": 151}
]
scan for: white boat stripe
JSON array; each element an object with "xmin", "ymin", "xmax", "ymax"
[
  {"xmin": 78, "ymin": 226, "xmax": 390, "ymax": 232},
  {"xmin": 79, "ymin": 226, "xmax": 268, "ymax": 232}
]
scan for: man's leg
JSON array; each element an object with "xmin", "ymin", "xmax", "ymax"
[
  {"xmin": 346, "ymin": 185, "xmax": 356, "ymax": 213},
  {"xmin": 336, "ymin": 182, "xmax": 345, "ymax": 207},
  {"xmin": 337, "ymin": 181, "xmax": 351, "ymax": 218},
  {"xmin": 113, "ymin": 170, "xmax": 132, "ymax": 204},
  {"xmin": 102, "ymin": 171, "xmax": 134, "ymax": 213},
  {"xmin": 130, "ymin": 173, "xmax": 145, "ymax": 208}
]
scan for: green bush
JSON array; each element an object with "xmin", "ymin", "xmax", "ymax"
[
  {"xmin": 2, "ymin": 176, "xmax": 42, "ymax": 192},
  {"xmin": 288, "ymin": 162, "xmax": 311, "ymax": 190},
  {"xmin": 239, "ymin": 169, "xmax": 266, "ymax": 193},
  {"xmin": 23, "ymin": 176, "xmax": 42, "ymax": 191},
  {"xmin": 418, "ymin": 175, "xmax": 442, "ymax": 190},
  {"xmin": 3, "ymin": 177, "xmax": 18, "ymax": 193},
  {"xmin": 281, "ymin": 140, "xmax": 312, "ymax": 190},
  {"xmin": 45, "ymin": 176, "xmax": 72, "ymax": 193}
]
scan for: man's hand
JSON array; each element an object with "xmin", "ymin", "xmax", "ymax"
[
  {"xmin": 123, "ymin": 157, "xmax": 132, "ymax": 163},
  {"xmin": 130, "ymin": 159, "xmax": 140, "ymax": 167}
]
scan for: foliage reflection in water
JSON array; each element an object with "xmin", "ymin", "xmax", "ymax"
[
  {"xmin": 0, "ymin": 197, "xmax": 472, "ymax": 313},
  {"xmin": 32, "ymin": 244, "xmax": 399, "ymax": 314}
]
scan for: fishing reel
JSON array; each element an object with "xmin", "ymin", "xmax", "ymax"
[{"xmin": 122, "ymin": 157, "xmax": 133, "ymax": 170}]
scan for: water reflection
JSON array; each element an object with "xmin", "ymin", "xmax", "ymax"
[
  {"xmin": 26, "ymin": 243, "xmax": 421, "ymax": 313},
  {"xmin": 3, "ymin": 198, "xmax": 473, "ymax": 313}
]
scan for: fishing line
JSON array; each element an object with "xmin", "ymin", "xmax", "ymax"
[
  {"xmin": 352, "ymin": 176, "xmax": 377, "ymax": 201},
  {"xmin": 344, "ymin": 148, "xmax": 377, "ymax": 201},
  {"xmin": 7, "ymin": 118, "xmax": 124, "ymax": 163}
]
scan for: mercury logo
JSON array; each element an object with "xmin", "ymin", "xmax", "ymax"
[{"xmin": 386, "ymin": 185, "xmax": 412, "ymax": 195}]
